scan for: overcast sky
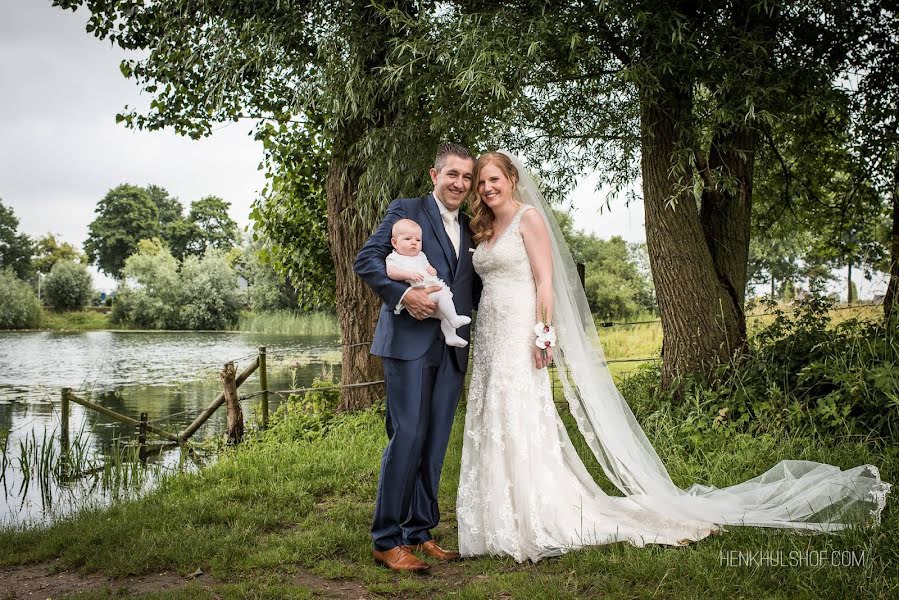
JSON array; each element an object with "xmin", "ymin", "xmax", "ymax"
[{"xmin": 1, "ymin": 1, "xmax": 881, "ymax": 298}]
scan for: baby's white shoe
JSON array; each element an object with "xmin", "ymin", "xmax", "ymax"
[
  {"xmin": 449, "ymin": 315, "xmax": 471, "ymax": 329},
  {"xmin": 441, "ymin": 320, "xmax": 469, "ymax": 347}
]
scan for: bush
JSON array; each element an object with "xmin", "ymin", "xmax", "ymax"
[
  {"xmin": 112, "ymin": 242, "xmax": 243, "ymax": 330},
  {"xmin": 646, "ymin": 294, "xmax": 899, "ymax": 442},
  {"xmin": 179, "ymin": 249, "xmax": 243, "ymax": 329},
  {"xmin": 261, "ymin": 368, "xmax": 342, "ymax": 442},
  {"xmin": 0, "ymin": 268, "xmax": 42, "ymax": 329},
  {"xmin": 43, "ymin": 260, "xmax": 93, "ymax": 311},
  {"xmin": 111, "ymin": 240, "xmax": 180, "ymax": 329}
]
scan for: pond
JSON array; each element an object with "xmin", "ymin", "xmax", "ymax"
[{"xmin": 0, "ymin": 330, "xmax": 344, "ymax": 526}]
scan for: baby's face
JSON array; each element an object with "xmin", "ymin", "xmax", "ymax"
[{"xmin": 392, "ymin": 226, "xmax": 423, "ymax": 256}]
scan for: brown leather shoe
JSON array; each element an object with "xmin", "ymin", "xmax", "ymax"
[
  {"xmin": 412, "ymin": 540, "xmax": 461, "ymax": 561},
  {"xmin": 372, "ymin": 545, "xmax": 431, "ymax": 572}
]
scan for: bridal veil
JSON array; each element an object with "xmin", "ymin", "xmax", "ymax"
[{"xmin": 500, "ymin": 150, "xmax": 890, "ymax": 531}]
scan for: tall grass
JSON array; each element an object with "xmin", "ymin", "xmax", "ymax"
[
  {"xmin": 40, "ymin": 309, "xmax": 109, "ymax": 331},
  {"xmin": 236, "ymin": 310, "xmax": 339, "ymax": 336},
  {"xmin": 1, "ymin": 424, "xmax": 177, "ymax": 525}
]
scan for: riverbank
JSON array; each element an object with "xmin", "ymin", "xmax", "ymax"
[
  {"xmin": 0, "ymin": 375, "xmax": 894, "ymax": 599},
  {"xmin": 22, "ymin": 309, "xmax": 341, "ymax": 336}
]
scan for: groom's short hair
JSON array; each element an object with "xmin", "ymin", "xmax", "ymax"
[{"xmin": 434, "ymin": 143, "xmax": 473, "ymax": 173}]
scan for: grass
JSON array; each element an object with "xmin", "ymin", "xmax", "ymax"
[
  {"xmin": 235, "ymin": 310, "xmax": 339, "ymax": 336},
  {"xmin": 39, "ymin": 309, "xmax": 110, "ymax": 331},
  {"xmin": 0, "ymin": 378, "xmax": 894, "ymax": 598}
]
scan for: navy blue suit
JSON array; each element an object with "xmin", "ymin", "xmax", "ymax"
[{"xmin": 354, "ymin": 193, "xmax": 481, "ymax": 551}]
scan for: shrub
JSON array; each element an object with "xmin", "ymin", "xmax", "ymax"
[
  {"xmin": 43, "ymin": 260, "xmax": 93, "ymax": 311},
  {"xmin": 111, "ymin": 239, "xmax": 181, "ymax": 329},
  {"xmin": 0, "ymin": 268, "xmax": 42, "ymax": 329},
  {"xmin": 625, "ymin": 294, "xmax": 899, "ymax": 444},
  {"xmin": 179, "ymin": 248, "xmax": 243, "ymax": 329}
]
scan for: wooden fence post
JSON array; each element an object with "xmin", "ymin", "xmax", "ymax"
[
  {"xmin": 258, "ymin": 346, "xmax": 269, "ymax": 429},
  {"xmin": 179, "ymin": 358, "xmax": 258, "ymax": 442},
  {"xmin": 221, "ymin": 361, "xmax": 244, "ymax": 444},
  {"xmin": 138, "ymin": 412, "xmax": 148, "ymax": 464},
  {"xmin": 60, "ymin": 387, "xmax": 71, "ymax": 471}
]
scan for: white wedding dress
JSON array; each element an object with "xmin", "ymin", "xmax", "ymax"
[{"xmin": 457, "ymin": 153, "xmax": 890, "ymax": 563}]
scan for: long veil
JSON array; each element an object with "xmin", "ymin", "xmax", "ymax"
[{"xmin": 502, "ymin": 150, "xmax": 890, "ymax": 531}]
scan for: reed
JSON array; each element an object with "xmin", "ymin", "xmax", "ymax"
[{"xmin": 235, "ymin": 310, "xmax": 339, "ymax": 336}]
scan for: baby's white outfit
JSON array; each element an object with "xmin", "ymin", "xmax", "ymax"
[{"xmin": 386, "ymin": 250, "xmax": 471, "ymax": 347}]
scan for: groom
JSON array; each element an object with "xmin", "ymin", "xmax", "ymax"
[{"xmin": 354, "ymin": 143, "xmax": 481, "ymax": 572}]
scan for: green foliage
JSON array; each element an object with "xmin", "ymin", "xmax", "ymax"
[
  {"xmin": 0, "ymin": 268, "xmax": 42, "ymax": 329},
  {"xmin": 262, "ymin": 369, "xmax": 342, "ymax": 443},
  {"xmin": 112, "ymin": 241, "xmax": 242, "ymax": 330},
  {"xmin": 179, "ymin": 248, "xmax": 244, "ymax": 330},
  {"xmin": 556, "ymin": 210, "xmax": 655, "ymax": 320},
  {"xmin": 250, "ymin": 126, "xmax": 335, "ymax": 311},
  {"xmin": 111, "ymin": 239, "xmax": 181, "ymax": 329},
  {"xmin": 43, "ymin": 260, "xmax": 93, "ymax": 312},
  {"xmin": 0, "ymin": 198, "xmax": 34, "ymax": 280},
  {"xmin": 40, "ymin": 309, "xmax": 108, "ymax": 331},
  {"xmin": 185, "ymin": 196, "xmax": 239, "ymax": 256},
  {"xmin": 643, "ymin": 295, "xmax": 899, "ymax": 442},
  {"xmin": 32, "ymin": 233, "xmax": 84, "ymax": 274},
  {"xmin": 233, "ymin": 240, "xmax": 299, "ymax": 312},
  {"xmin": 85, "ymin": 185, "xmax": 160, "ymax": 279}
]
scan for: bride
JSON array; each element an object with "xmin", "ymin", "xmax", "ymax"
[{"xmin": 456, "ymin": 151, "xmax": 891, "ymax": 563}]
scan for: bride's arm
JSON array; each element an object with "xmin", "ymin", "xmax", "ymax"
[{"xmin": 519, "ymin": 208, "xmax": 554, "ymax": 369}]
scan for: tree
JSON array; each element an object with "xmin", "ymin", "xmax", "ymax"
[
  {"xmin": 58, "ymin": 0, "xmax": 517, "ymax": 409},
  {"xmin": 249, "ymin": 126, "xmax": 335, "ymax": 311},
  {"xmin": 84, "ymin": 184, "xmax": 160, "ymax": 278},
  {"xmin": 146, "ymin": 184, "xmax": 183, "ymax": 229},
  {"xmin": 33, "ymin": 233, "xmax": 84, "ymax": 274},
  {"xmin": 236, "ymin": 237, "xmax": 301, "ymax": 312},
  {"xmin": 111, "ymin": 238, "xmax": 180, "ymax": 329},
  {"xmin": 0, "ymin": 198, "xmax": 34, "ymax": 280},
  {"xmin": 414, "ymin": 1, "xmax": 878, "ymax": 386},
  {"xmin": 43, "ymin": 260, "xmax": 93, "ymax": 312},
  {"xmin": 184, "ymin": 196, "xmax": 239, "ymax": 256},
  {"xmin": 179, "ymin": 248, "xmax": 243, "ymax": 330},
  {"xmin": 60, "ymin": 0, "xmax": 884, "ymax": 396},
  {"xmin": 0, "ymin": 268, "xmax": 42, "ymax": 329},
  {"xmin": 556, "ymin": 211, "xmax": 655, "ymax": 319}
]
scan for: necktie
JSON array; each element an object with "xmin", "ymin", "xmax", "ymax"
[{"xmin": 442, "ymin": 211, "xmax": 459, "ymax": 258}]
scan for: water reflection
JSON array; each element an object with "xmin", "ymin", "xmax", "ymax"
[{"xmin": 0, "ymin": 331, "xmax": 343, "ymax": 525}]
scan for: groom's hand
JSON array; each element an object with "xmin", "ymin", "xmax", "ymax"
[{"xmin": 405, "ymin": 286, "xmax": 442, "ymax": 319}]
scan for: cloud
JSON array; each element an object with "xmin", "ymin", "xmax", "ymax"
[{"xmin": 0, "ymin": 0, "xmax": 265, "ymax": 253}]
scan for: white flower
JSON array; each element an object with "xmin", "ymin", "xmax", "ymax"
[{"xmin": 534, "ymin": 322, "xmax": 556, "ymax": 348}]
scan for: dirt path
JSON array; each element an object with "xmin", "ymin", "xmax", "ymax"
[
  {"xmin": 0, "ymin": 561, "xmax": 374, "ymax": 599},
  {"xmin": 0, "ymin": 561, "xmax": 209, "ymax": 598}
]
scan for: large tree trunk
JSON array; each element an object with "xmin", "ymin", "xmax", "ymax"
[
  {"xmin": 697, "ymin": 125, "xmax": 756, "ymax": 345},
  {"xmin": 326, "ymin": 152, "xmax": 385, "ymax": 411},
  {"xmin": 885, "ymin": 151, "xmax": 899, "ymax": 323},
  {"xmin": 641, "ymin": 84, "xmax": 744, "ymax": 389}
]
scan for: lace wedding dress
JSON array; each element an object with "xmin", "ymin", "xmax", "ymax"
[
  {"xmin": 456, "ymin": 153, "xmax": 890, "ymax": 563},
  {"xmin": 458, "ymin": 205, "xmax": 717, "ymax": 561}
]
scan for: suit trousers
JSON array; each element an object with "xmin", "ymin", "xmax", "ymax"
[{"xmin": 371, "ymin": 333, "xmax": 465, "ymax": 551}]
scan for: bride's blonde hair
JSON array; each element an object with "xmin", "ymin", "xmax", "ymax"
[{"xmin": 470, "ymin": 152, "xmax": 520, "ymax": 245}]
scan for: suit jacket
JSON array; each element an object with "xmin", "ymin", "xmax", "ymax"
[{"xmin": 354, "ymin": 193, "xmax": 482, "ymax": 372}]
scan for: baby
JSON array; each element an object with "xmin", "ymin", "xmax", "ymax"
[{"xmin": 386, "ymin": 218, "xmax": 472, "ymax": 347}]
